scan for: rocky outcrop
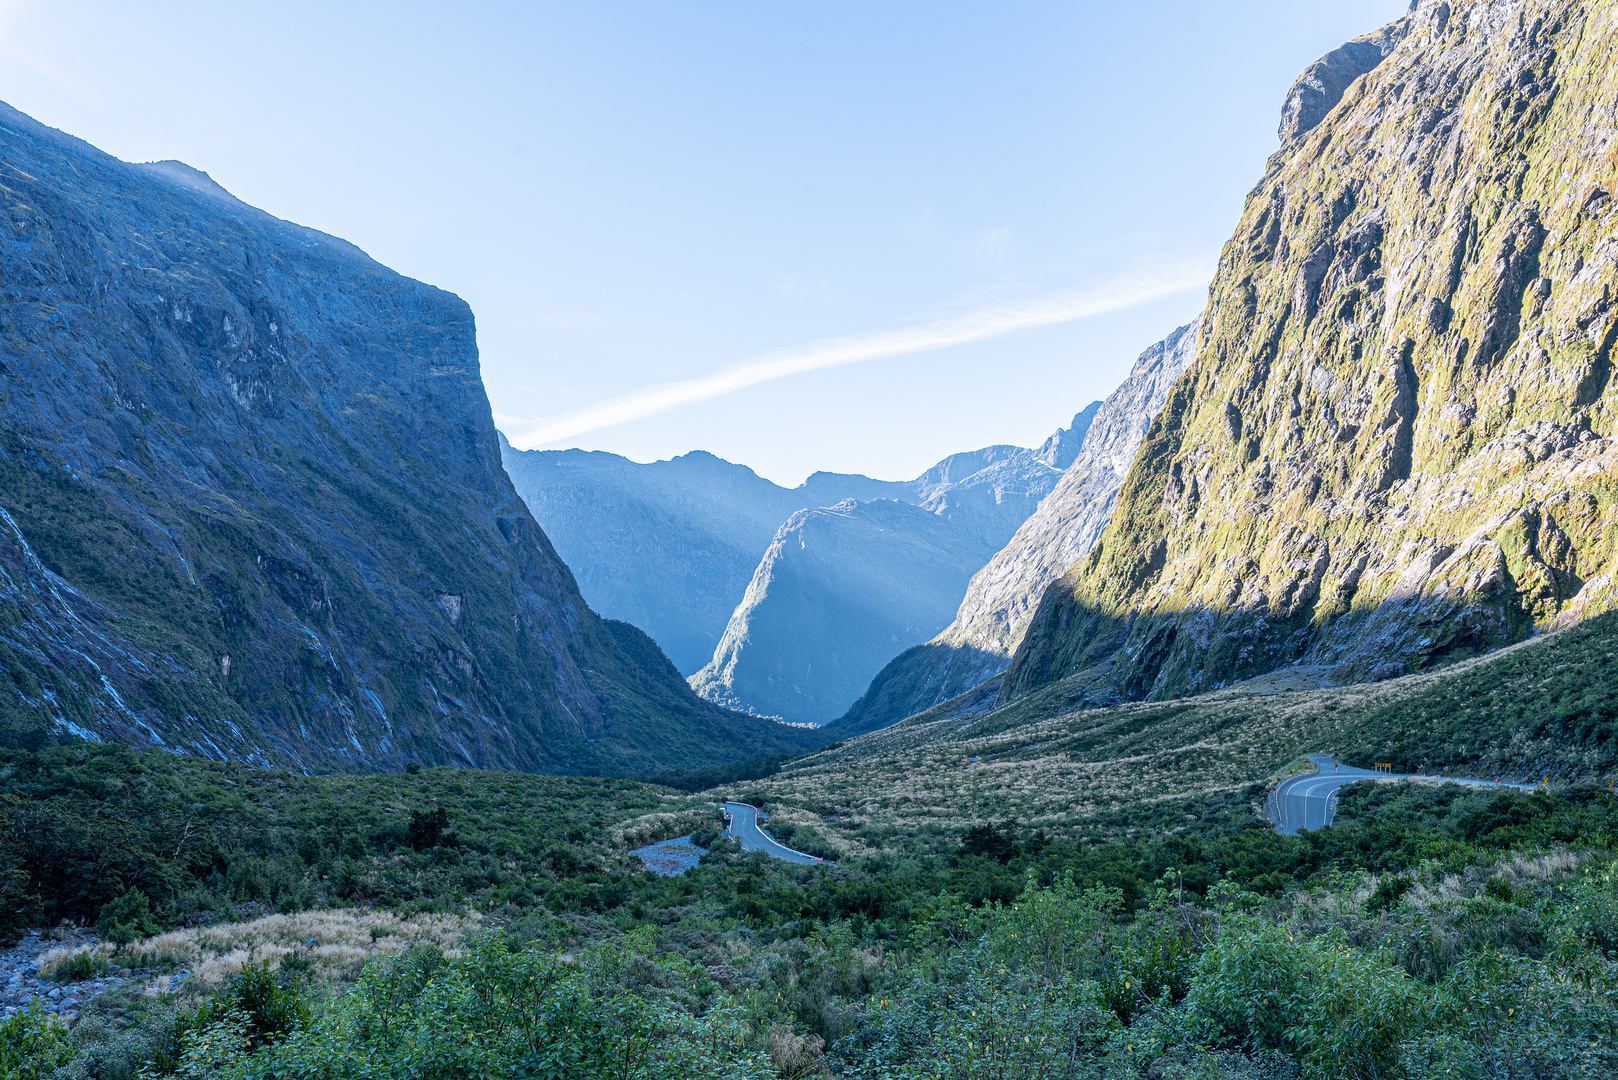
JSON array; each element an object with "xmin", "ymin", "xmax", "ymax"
[
  {"xmin": 1277, "ymin": 18, "xmax": 1410, "ymax": 143},
  {"xmin": 1034, "ymin": 401, "xmax": 1103, "ymax": 469},
  {"xmin": 1007, "ymin": 0, "xmax": 1618, "ymax": 703},
  {"xmin": 830, "ymin": 321, "xmax": 1198, "ymax": 736},
  {"xmin": 0, "ymin": 101, "xmax": 811, "ymax": 774},
  {"xmin": 687, "ymin": 499, "xmax": 999, "ymax": 724},
  {"xmin": 503, "ymin": 411, "xmax": 1097, "ymax": 681}
]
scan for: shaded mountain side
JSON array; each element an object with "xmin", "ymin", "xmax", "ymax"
[
  {"xmin": 829, "ymin": 320, "xmax": 1199, "ymax": 738},
  {"xmin": 1007, "ymin": 0, "xmax": 1618, "ymax": 704},
  {"xmin": 0, "ymin": 100, "xmax": 810, "ymax": 774},
  {"xmin": 502, "ymin": 409, "xmax": 1098, "ymax": 679},
  {"xmin": 687, "ymin": 499, "xmax": 998, "ymax": 724}
]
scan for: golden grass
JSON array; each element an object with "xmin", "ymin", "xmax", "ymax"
[
  {"xmin": 41, "ymin": 909, "xmax": 478, "ymax": 986},
  {"xmin": 610, "ymin": 805, "xmax": 716, "ymax": 850},
  {"xmin": 714, "ymin": 632, "xmax": 1588, "ymax": 850}
]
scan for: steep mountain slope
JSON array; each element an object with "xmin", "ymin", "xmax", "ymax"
[
  {"xmin": 0, "ymin": 101, "xmax": 810, "ymax": 774},
  {"xmin": 1008, "ymin": 0, "xmax": 1618, "ymax": 703},
  {"xmin": 687, "ymin": 499, "xmax": 996, "ymax": 723},
  {"xmin": 502, "ymin": 410, "xmax": 1097, "ymax": 677},
  {"xmin": 831, "ymin": 321, "xmax": 1199, "ymax": 736},
  {"xmin": 497, "ymin": 444, "xmax": 818, "ymax": 675}
]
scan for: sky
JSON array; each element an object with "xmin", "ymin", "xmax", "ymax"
[{"xmin": 0, "ymin": 0, "xmax": 1408, "ymax": 486}]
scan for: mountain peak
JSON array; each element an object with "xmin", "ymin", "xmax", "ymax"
[{"xmin": 135, "ymin": 159, "xmax": 243, "ymax": 205}]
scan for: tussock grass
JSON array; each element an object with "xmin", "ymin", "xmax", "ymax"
[
  {"xmin": 609, "ymin": 807, "xmax": 714, "ymax": 851},
  {"xmin": 728, "ymin": 614, "xmax": 1616, "ymax": 849},
  {"xmin": 40, "ymin": 910, "xmax": 476, "ymax": 987}
]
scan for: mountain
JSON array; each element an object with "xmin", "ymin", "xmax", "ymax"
[
  {"xmin": 0, "ymin": 101, "xmax": 811, "ymax": 775},
  {"xmin": 679, "ymin": 423, "xmax": 1106, "ymax": 724},
  {"xmin": 1007, "ymin": 0, "xmax": 1618, "ymax": 704},
  {"xmin": 497, "ymin": 443, "xmax": 819, "ymax": 675},
  {"xmin": 501, "ymin": 409, "xmax": 1098, "ymax": 680},
  {"xmin": 830, "ymin": 321, "xmax": 1199, "ymax": 736},
  {"xmin": 687, "ymin": 499, "xmax": 995, "ymax": 723}
]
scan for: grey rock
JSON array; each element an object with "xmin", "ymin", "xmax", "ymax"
[
  {"xmin": 0, "ymin": 100, "xmax": 809, "ymax": 773},
  {"xmin": 1277, "ymin": 17, "xmax": 1410, "ymax": 143},
  {"xmin": 1033, "ymin": 401, "xmax": 1102, "ymax": 470},
  {"xmin": 829, "ymin": 319, "xmax": 1200, "ymax": 736}
]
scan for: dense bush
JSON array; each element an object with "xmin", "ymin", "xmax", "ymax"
[
  {"xmin": 836, "ymin": 863, "xmax": 1618, "ymax": 1078},
  {"xmin": 139, "ymin": 936, "xmax": 775, "ymax": 1080},
  {"xmin": 4, "ymin": 725, "xmax": 1618, "ymax": 1076},
  {"xmin": 98, "ymin": 887, "xmax": 160, "ymax": 947},
  {"xmin": 0, "ymin": 1002, "xmax": 72, "ymax": 1079}
]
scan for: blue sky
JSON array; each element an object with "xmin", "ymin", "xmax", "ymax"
[{"xmin": 0, "ymin": 1, "xmax": 1407, "ymax": 485}]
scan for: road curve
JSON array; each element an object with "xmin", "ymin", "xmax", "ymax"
[
  {"xmin": 721, "ymin": 802, "xmax": 828, "ymax": 865},
  {"xmin": 1272, "ymin": 755, "xmax": 1537, "ymax": 836}
]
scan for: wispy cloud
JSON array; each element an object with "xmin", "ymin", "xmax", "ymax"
[{"xmin": 505, "ymin": 257, "xmax": 1209, "ymax": 449}]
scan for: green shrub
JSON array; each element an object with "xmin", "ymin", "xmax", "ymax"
[
  {"xmin": 98, "ymin": 886, "xmax": 160, "ymax": 947},
  {"xmin": 146, "ymin": 961, "xmax": 310, "ymax": 1075},
  {"xmin": 1188, "ymin": 915, "xmax": 1425, "ymax": 1075},
  {"xmin": 0, "ymin": 1001, "xmax": 72, "ymax": 1079},
  {"xmin": 49, "ymin": 1002, "xmax": 177, "ymax": 1080},
  {"xmin": 48, "ymin": 950, "xmax": 108, "ymax": 983},
  {"xmin": 406, "ymin": 806, "xmax": 451, "ymax": 851},
  {"xmin": 225, "ymin": 934, "xmax": 774, "ymax": 1080},
  {"xmin": 0, "ymin": 866, "xmax": 43, "ymax": 947}
]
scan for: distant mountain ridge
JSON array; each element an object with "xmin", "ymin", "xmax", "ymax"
[
  {"xmin": 501, "ymin": 410, "xmax": 1098, "ymax": 679},
  {"xmin": 687, "ymin": 498, "xmax": 996, "ymax": 723},
  {"xmin": 503, "ymin": 410, "xmax": 1099, "ymax": 720}
]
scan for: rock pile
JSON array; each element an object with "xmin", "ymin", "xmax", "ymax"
[{"xmin": 0, "ymin": 930, "xmax": 155, "ymax": 1025}]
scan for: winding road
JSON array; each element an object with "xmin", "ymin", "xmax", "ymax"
[
  {"xmin": 1271, "ymin": 754, "xmax": 1537, "ymax": 835},
  {"xmin": 721, "ymin": 802, "xmax": 828, "ymax": 865}
]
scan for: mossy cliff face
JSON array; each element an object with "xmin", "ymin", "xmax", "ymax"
[
  {"xmin": 0, "ymin": 103, "xmax": 805, "ymax": 773},
  {"xmin": 1008, "ymin": 0, "xmax": 1618, "ymax": 702}
]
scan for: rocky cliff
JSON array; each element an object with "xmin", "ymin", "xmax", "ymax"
[
  {"xmin": 0, "ymin": 102, "xmax": 811, "ymax": 774},
  {"xmin": 830, "ymin": 322, "xmax": 1198, "ymax": 736},
  {"xmin": 503, "ymin": 411, "xmax": 1096, "ymax": 681},
  {"xmin": 687, "ymin": 499, "xmax": 999, "ymax": 724},
  {"xmin": 1007, "ymin": 0, "xmax": 1618, "ymax": 703}
]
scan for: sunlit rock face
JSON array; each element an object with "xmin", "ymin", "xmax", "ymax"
[
  {"xmin": 1008, "ymin": 0, "xmax": 1618, "ymax": 703},
  {"xmin": 0, "ymin": 101, "xmax": 810, "ymax": 774}
]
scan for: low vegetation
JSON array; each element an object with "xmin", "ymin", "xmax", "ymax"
[
  {"xmin": 738, "ymin": 612, "xmax": 1618, "ymax": 852},
  {"xmin": 0, "ymin": 614, "xmax": 1614, "ymax": 1076}
]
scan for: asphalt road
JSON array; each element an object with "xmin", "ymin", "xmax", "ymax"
[
  {"xmin": 1273, "ymin": 755, "xmax": 1537, "ymax": 835},
  {"xmin": 721, "ymin": 802, "xmax": 827, "ymax": 865}
]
